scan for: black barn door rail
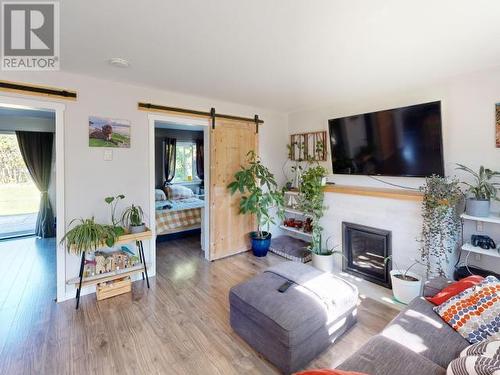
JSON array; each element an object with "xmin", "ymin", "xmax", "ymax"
[{"xmin": 0, "ymin": 80, "xmax": 77, "ymax": 100}]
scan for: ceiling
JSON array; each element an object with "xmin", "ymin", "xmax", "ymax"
[{"xmin": 60, "ymin": 0, "xmax": 500, "ymax": 112}]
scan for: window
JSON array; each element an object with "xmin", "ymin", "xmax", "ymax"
[{"xmin": 173, "ymin": 142, "xmax": 197, "ymax": 183}]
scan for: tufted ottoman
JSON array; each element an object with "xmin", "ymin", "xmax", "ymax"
[{"xmin": 229, "ymin": 262, "xmax": 358, "ymax": 374}]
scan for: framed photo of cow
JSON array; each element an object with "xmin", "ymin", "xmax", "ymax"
[{"xmin": 89, "ymin": 116, "xmax": 131, "ymax": 148}]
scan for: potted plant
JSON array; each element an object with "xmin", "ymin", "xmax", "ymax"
[
  {"xmin": 61, "ymin": 217, "xmax": 118, "ymax": 255},
  {"xmin": 298, "ymin": 165, "xmax": 328, "ymax": 264},
  {"xmin": 456, "ymin": 164, "xmax": 500, "ymax": 217},
  {"xmin": 385, "ymin": 256, "xmax": 424, "ymax": 304},
  {"xmin": 419, "ymin": 175, "xmax": 462, "ymax": 278},
  {"xmin": 104, "ymin": 194, "xmax": 126, "ymax": 236},
  {"xmin": 227, "ymin": 151, "xmax": 284, "ymax": 257},
  {"xmin": 311, "ymin": 235, "xmax": 344, "ymax": 273},
  {"xmin": 122, "ymin": 204, "xmax": 146, "ymax": 233}
]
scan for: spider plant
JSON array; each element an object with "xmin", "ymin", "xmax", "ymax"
[{"xmin": 60, "ymin": 217, "xmax": 118, "ymax": 255}]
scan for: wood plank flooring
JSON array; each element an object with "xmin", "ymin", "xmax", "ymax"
[{"xmin": 0, "ymin": 233, "xmax": 398, "ymax": 375}]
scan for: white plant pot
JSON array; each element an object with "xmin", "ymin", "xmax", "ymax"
[
  {"xmin": 390, "ymin": 270, "xmax": 423, "ymax": 304},
  {"xmin": 129, "ymin": 224, "xmax": 146, "ymax": 234},
  {"xmin": 311, "ymin": 253, "xmax": 334, "ymax": 273}
]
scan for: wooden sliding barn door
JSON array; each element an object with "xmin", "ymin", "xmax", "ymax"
[{"xmin": 209, "ymin": 118, "xmax": 258, "ymax": 260}]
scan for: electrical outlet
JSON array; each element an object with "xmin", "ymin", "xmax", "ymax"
[
  {"xmin": 475, "ymin": 254, "xmax": 481, "ymax": 262},
  {"xmin": 476, "ymin": 221, "xmax": 484, "ymax": 232},
  {"xmin": 103, "ymin": 150, "xmax": 113, "ymax": 161}
]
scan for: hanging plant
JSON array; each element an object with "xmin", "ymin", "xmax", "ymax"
[{"xmin": 419, "ymin": 175, "xmax": 463, "ymax": 278}]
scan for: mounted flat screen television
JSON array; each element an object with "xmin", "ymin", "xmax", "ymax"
[{"xmin": 328, "ymin": 101, "xmax": 444, "ymax": 177}]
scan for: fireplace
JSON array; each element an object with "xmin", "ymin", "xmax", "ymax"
[{"xmin": 342, "ymin": 222, "xmax": 392, "ymax": 288}]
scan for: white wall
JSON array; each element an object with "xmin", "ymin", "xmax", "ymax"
[
  {"xmin": 288, "ymin": 66, "xmax": 500, "ymax": 276},
  {"xmin": 0, "ymin": 70, "xmax": 288, "ymax": 300}
]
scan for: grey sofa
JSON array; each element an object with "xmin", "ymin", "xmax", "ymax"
[{"xmin": 337, "ymin": 278, "xmax": 469, "ymax": 375}]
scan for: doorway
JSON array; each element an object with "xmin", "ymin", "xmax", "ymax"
[{"xmin": 148, "ymin": 114, "xmax": 210, "ymax": 272}]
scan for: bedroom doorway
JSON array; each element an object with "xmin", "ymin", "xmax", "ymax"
[{"xmin": 149, "ymin": 114, "xmax": 210, "ymax": 265}]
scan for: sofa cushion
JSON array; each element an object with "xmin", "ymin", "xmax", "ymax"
[
  {"xmin": 337, "ymin": 336, "xmax": 446, "ymax": 375},
  {"xmin": 427, "ymin": 275, "xmax": 484, "ymax": 305},
  {"xmin": 434, "ymin": 276, "xmax": 500, "ymax": 344},
  {"xmin": 381, "ymin": 297, "xmax": 469, "ymax": 368}
]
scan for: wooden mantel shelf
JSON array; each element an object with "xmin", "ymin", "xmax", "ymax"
[{"xmin": 323, "ymin": 184, "xmax": 423, "ymax": 201}]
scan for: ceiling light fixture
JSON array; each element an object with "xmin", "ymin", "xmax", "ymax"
[{"xmin": 108, "ymin": 57, "xmax": 130, "ymax": 68}]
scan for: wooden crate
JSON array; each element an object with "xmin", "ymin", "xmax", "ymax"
[{"xmin": 96, "ymin": 276, "xmax": 131, "ymax": 301}]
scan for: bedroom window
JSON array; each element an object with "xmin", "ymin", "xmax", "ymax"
[{"xmin": 173, "ymin": 142, "xmax": 197, "ymax": 183}]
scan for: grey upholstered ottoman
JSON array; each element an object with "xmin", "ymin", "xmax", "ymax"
[{"xmin": 229, "ymin": 262, "xmax": 358, "ymax": 374}]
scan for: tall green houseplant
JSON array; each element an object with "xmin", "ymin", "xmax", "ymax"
[
  {"xmin": 419, "ymin": 175, "xmax": 463, "ymax": 278},
  {"xmin": 227, "ymin": 151, "xmax": 284, "ymax": 255},
  {"xmin": 298, "ymin": 165, "xmax": 328, "ymax": 254}
]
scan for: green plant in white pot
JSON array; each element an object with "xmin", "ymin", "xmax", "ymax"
[
  {"xmin": 122, "ymin": 204, "xmax": 146, "ymax": 233},
  {"xmin": 227, "ymin": 151, "xmax": 285, "ymax": 257},
  {"xmin": 311, "ymin": 235, "xmax": 344, "ymax": 273},
  {"xmin": 385, "ymin": 256, "xmax": 424, "ymax": 304},
  {"xmin": 456, "ymin": 164, "xmax": 500, "ymax": 217}
]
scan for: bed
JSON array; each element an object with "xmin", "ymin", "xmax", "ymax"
[{"xmin": 155, "ymin": 187, "xmax": 205, "ymax": 236}]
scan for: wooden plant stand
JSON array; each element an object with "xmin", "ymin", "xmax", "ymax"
[{"xmin": 67, "ymin": 229, "xmax": 152, "ymax": 309}]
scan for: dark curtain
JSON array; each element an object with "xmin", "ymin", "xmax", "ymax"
[
  {"xmin": 163, "ymin": 137, "xmax": 176, "ymax": 185},
  {"xmin": 195, "ymin": 138, "xmax": 204, "ymax": 182},
  {"xmin": 15, "ymin": 131, "xmax": 55, "ymax": 238}
]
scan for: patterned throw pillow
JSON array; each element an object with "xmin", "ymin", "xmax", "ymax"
[
  {"xmin": 434, "ymin": 276, "xmax": 500, "ymax": 344},
  {"xmin": 155, "ymin": 189, "xmax": 167, "ymax": 201},
  {"xmin": 460, "ymin": 340, "xmax": 500, "ymax": 360},
  {"xmin": 446, "ymin": 356, "xmax": 500, "ymax": 375},
  {"xmin": 165, "ymin": 185, "xmax": 194, "ymax": 200}
]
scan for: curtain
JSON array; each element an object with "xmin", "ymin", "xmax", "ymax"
[
  {"xmin": 163, "ymin": 137, "xmax": 176, "ymax": 185},
  {"xmin": 195, "ymin": 138, "xmax": 204, "ymax": 182},
  {"xmin": 15, "ymin": 131, "xmax": 55, "ymax": 238}
]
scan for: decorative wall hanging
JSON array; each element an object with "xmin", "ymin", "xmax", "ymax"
[
  {"xmin": 496, "ymin": 103, "xmax": 500, "ymax": 148},
  {"xmin": 289, "ymin": 131, "xmax": 327, "ymax": 162},
  {"xmin": 89, "ymin": 116, "xmax": 131, "ymax": 148}
]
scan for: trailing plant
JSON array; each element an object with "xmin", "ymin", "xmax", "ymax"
[
  {"xmin": 122, "ymin": 204, "xmax": 145, "ymax": 227},
  {"xmin": 298, "ymin": 165, "xmax": 328, "ymax": 254},
  {"xmin": 104, "ymin": 194, "xmax": 125, "ymax": 226},
  {"xmin": 419, "ymin": 175, "xmax": 463, "ymax": 278},
  {"xmin": 455, "ymin": 164, "xmax": 500, "ymax": 200},
  {"xmin": 227, "ymin": 151, "xmax": 285, "ymax": 239},
  {"xmin": 60, "ymin": 217, "xmax": 118, "ymax": 255}
]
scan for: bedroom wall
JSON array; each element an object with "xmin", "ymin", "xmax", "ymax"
[
  {"xmin": 154, "ymin": 128, "xmax": 203, "ymax": 189},
  {"xmin": 287, "ymin": 66, "xmax": 500, "ymax": 277},
  {"xmin": 0, "ymin": 70, "xmax": 289, "ymax": 301}
]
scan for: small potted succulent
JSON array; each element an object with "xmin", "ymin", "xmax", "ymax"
[
  {"xmin": 311, "ymin": 235, "xmax": 344, "ymax": 273},
  {"xmin": 456, "ymin": 164, "xmax": 500, "ymax": 217},
  {"xmin": 386, "ymin": 256, "xmax": 424, "ymax": 304},
  {"xmin": 227, "ymin": 151, "xmax": 284, "ymax": 257},
  {"xmin": 122, "ymin": 204, "xmax": 146, "ymax": 233}
]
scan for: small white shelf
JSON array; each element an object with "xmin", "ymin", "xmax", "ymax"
[
  {"xmin": 279, "ymin": 225, "xmax": 312, "ymax": 238},
  {"xmin": 461, "ymin": 213, "xmax": 500, "ymax": 225},
  {"xmin": 461, "ymin": 243, "xmax": 500, "ymax": 258},
  {"xmin": 284, "ymin": 207, "xmax": 311, "ymax": 217}
]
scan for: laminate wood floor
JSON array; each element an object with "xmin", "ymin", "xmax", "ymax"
[{"xmin": 0, "ymin": 233, "xmax": 398, "ymax": 375}]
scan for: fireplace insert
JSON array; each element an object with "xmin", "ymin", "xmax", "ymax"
[{"xmin": 342, "ymin": 222, "xmax": 392, "ymax": 288}]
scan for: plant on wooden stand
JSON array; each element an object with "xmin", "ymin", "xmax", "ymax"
[
  {"xmin": 227, "ymin": 151, "xmax": 284, "ymax": 257},
  {"xmin": 122, "ymin": 204, "xmax": 146, "ymax": 233},
  {"xmin": 104, "ymin": 194, "xmax": 126, "ymax": 236},
  {"xmin": 419, "ymin": 175, "xmax": 463, "ymax": 279},
  {"xmin": 61, "ymin": 217, "xmax": 119, "ymax": 255},
  {"xmin": 456, "ymin": 164, "xmax": 500, "ymax": 217}
]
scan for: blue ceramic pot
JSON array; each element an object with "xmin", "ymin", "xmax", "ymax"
[{"xmin": 250, "ymin": 231, "xmax": 272, "ymax": 257}]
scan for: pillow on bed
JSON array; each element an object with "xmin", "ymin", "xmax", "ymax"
[
  {"xmin": 165, "ymin": 185, "xmax": 194, "ymax": 200},
  {"xmin": 155, "ymin": 189, "xmax": 167, "ymax": 201}
]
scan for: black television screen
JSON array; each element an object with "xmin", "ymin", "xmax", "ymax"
[{"xmin": 328, "ymin": 101, "xmax": 444, "ymax": 177}]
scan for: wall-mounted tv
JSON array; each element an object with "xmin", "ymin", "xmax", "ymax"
[{"xmin": 328, "ymin": 101, "xmax": 444, "ymax": 177}]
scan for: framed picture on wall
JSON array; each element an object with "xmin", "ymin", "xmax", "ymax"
[
  {"xmin": 89, "ymin": 116, "xmax": 131, "ymax": 148},
  {"xmin": 496, "ymin": 103, "xmax": 500, "ymax": 148}
]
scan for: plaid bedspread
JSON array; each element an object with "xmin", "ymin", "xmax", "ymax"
[{"xmin": 156, "ymin": 207, "xmax": 202, "ymax": 235}]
